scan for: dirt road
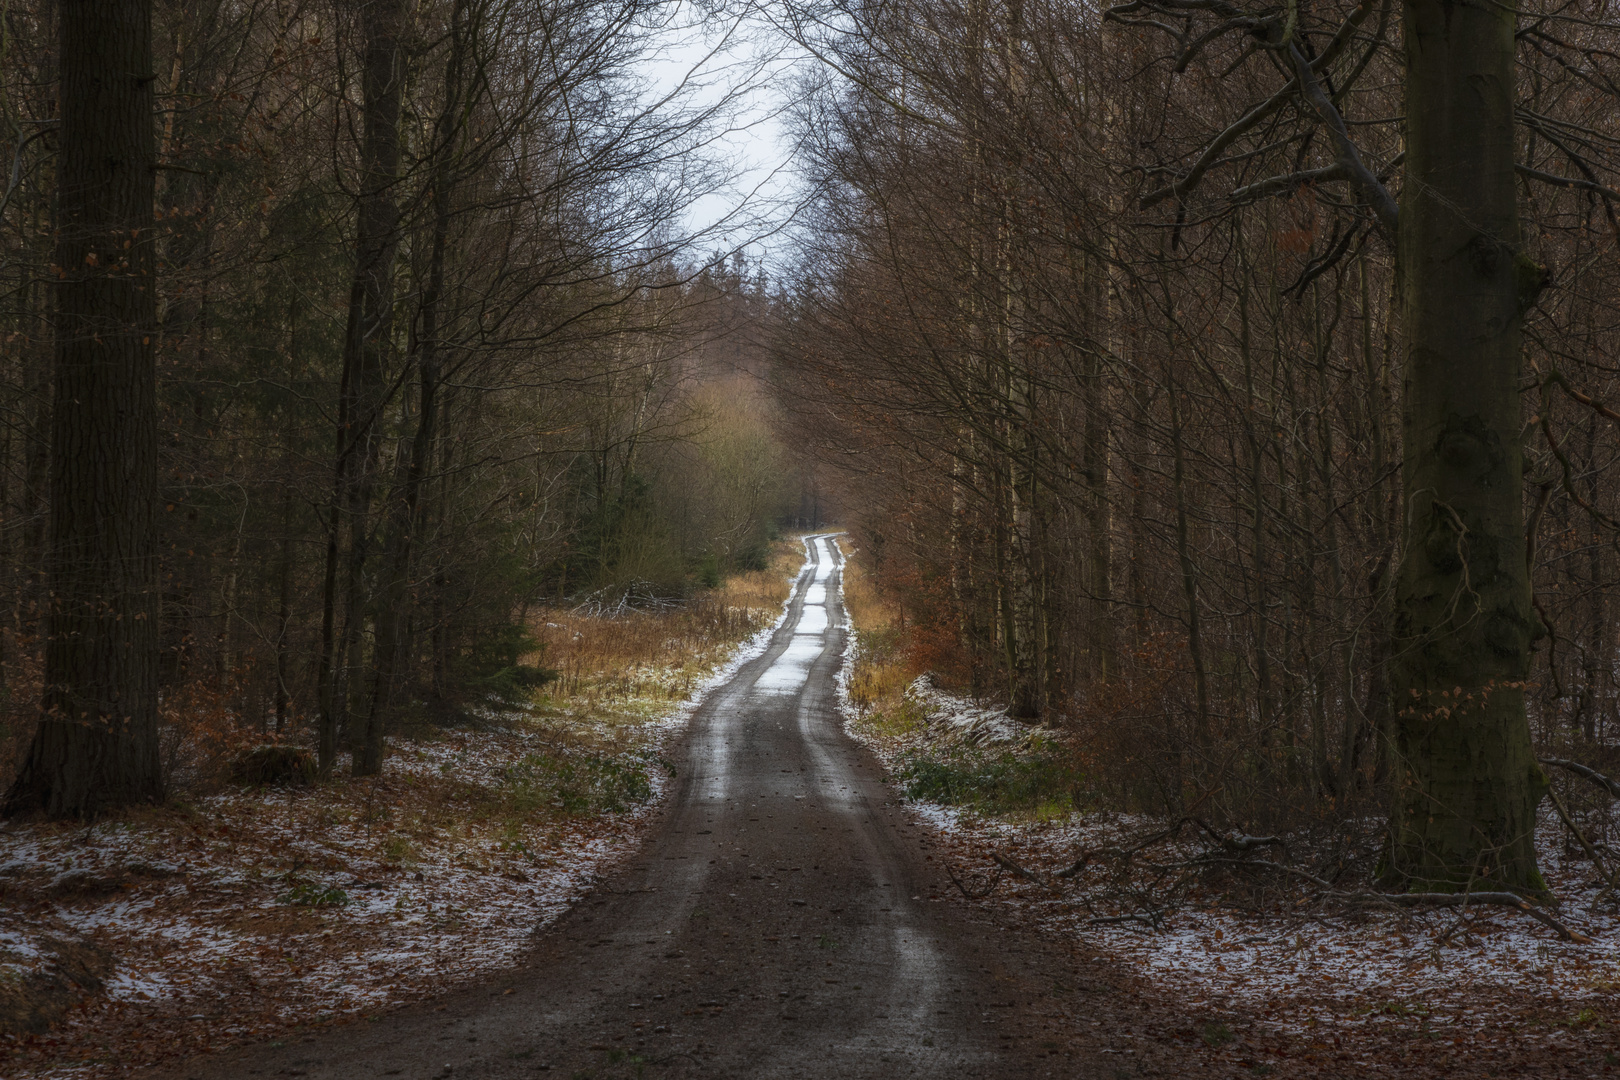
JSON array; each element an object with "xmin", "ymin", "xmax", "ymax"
[{"xmin": 158, "ymin": 535, "xmax": 1195, "ymax": 1080}]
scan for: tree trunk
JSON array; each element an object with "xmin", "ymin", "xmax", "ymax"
[
  {"xmin": 1082, "ymin": 335, "xmax": 1112, "ymax": 684},
  {"xmin": 1168, "ymin": 361, "xmax": 1211, "ymax": 750},
  {"xmin": 1237, "ymin": 275, "xmax": 1276, "ymax": 766},
  {"xmin": 1390, "ymin": 0, "xmax": 1547, "ymax": 890},
  {"xmin": 361, "ymin": 0, "xmax": 465, "ymax": 774},
  {"xmin": 317, "ymin": 0, "xmax": 408, "ymax": 777},
  {"xmin": 4, "ymin": 0, "xmax": 163, "ymax": 818}
]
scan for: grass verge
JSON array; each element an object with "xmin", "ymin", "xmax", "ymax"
[
  {"xmin": 836, "ymin": 536, "xmax": 1082, "ymax": 823},
  {"xmin": 0, "ymin": 535, "xmax": 808, "ymax": 1079}
]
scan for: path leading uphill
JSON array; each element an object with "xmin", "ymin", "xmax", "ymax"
[{"xmin": 157, "ymin": 535, "xmax": 1198, "ymax": 1080}]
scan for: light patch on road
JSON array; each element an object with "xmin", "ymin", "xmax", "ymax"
[{"xmin": 795, "ymin": 605, "xmax": 829, "ymax": 635}]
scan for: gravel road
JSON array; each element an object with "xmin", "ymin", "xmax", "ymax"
[{"xmin": 158, "ymin": 535, "xmax": 1186, "ymax": 1080}]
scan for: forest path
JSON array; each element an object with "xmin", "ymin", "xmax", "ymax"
[{"xmin": 157, "ymin": 535, "xmax": 1180, "ymax": 1080}]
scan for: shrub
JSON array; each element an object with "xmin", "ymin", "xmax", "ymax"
[
  {"xmin": 499, "ymin": 749, "xmax": 669, "ymax": 815},
  {"xmin": 230, "ymin": 744, "xmax": 316, "ymax": 788},
  {"xmin": 697, "ymin": 553, "xmax": 722, "ymax": 590},
  {"xmin": 896, "ymin": 746, "xmax": 1083, "ymax": 817},
  {"xmin": 453, "ymin": 623, "xmax": 559, "ymax": 707}
]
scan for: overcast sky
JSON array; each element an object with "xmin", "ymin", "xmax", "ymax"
[{"xmin": 639, "ymin": 3, "xmax": 807, "ymax": 266}]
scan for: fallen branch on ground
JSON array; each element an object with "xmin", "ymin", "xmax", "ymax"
[
  {"xmin": 1233, "ymin": 859, "xmax": 1591, "ymax": 942},
  {"xmin": 1376, "ymin": 891, "xmax": 1591, "ymax": 944},
  {"xmin": 993, "ymin": 852, "xmax": 1059, "ymax": 891},
  {"xmin": 974, "ymin": 821, "xmax": 1594, "ymax": 944},
  {"xmin": 946, "ymin": 861, "xmax": 1003, "ymax": 900}
]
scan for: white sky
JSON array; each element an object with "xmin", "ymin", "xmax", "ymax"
[{"xmin": 638, "ymin": 3, "xmax": 806, "ymax": 266}]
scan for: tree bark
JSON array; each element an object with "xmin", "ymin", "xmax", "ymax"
[
  {"xmin": 4, "ymin": 0, "xmax": 163, "ymax": 818},
  {"xmin": 1390, "ymin": 0, "xmax": 1547, "ymax": 890},
  {"xmin": 361, "ymin": 0, "xmax": 467, "ymax": 775},
  {"xmin": 1168, "ymin": 364, "xmax": 1211, "ymax": 750},
  {"xmin": 317, "ymin": 0, "xmax": 408, "ymax": 777}
]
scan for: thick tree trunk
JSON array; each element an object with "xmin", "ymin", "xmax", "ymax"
[
  {"xmin": 1390, "ymin": 0, "xmax": 1547, "ymax": 890},
  {"xmin": 4, "ymin": 0, "xmax": 163, "ymax": 818}
]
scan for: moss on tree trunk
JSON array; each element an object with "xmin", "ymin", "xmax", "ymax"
[{"xmin": 1391, "ymin": 0, "xmax": 1547, "ymax": 891}]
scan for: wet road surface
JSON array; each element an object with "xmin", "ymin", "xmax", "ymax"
[{"xmin": 159, "ymin": 534, "xmax": 1153, "ymax": 1080}]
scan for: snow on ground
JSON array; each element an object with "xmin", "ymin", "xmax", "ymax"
[
  {"xmin": 0, "ymin": 561, "xmax": 801, "ymax": 1078},
  {"xmin": 836, "ymin": 595, "xmax": 1620, "ymax": 1042}
]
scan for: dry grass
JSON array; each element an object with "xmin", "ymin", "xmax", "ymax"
[
  {"xmin": 525, "ymin": 534, "xmax": 805, "ymax": 750},
  {"xmin": 837, "ymin": 537, "xmax": 920, "ymax": 734},
  {"xmin": 0, "ymin": 538, "xmax": 812, "ymax": 1078}
]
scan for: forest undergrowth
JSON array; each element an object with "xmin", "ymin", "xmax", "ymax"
[
  {"xmin": 0, "ymin": 539, "xmax": 806, "ymax": 1079},
  {"xmin": 838, "ymin": 540, "xmax": 1620, "ymax": 1076}
]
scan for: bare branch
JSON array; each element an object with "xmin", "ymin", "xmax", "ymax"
[
  {"xmin": 1228, "ymin": 161, "xmax": 1347, "ymax": 205},
  {"xmin": 1516, "ymin": 162, "xmax": 1620, "ymax": 202},
  {"xmin": 1287, "ymin": 43, "xmax": 1398, "ymax": 233},
  {"xmin": 1541, "ymin": 756, "xmax": 1620, "ymax": 798}
]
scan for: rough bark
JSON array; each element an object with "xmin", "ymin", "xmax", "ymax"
[
  {"xmin": 1390, "ymin": 0, "xmax": 1547, "ymax": 890},
  {"xmin": 4, "ymin": 0, "xmax": 163, "ymax": 817}
]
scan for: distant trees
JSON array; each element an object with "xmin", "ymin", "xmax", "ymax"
[
  {"xmin": 0, "ymin": 0, "xmax": 800, "ymax": 813},
  {"xmin": 775, "ymin": 0, "xmax": 1620, "ymax": 888}
]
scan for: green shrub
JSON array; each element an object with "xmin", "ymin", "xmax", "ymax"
[
  {"xmin": 453, "ymin": 623, "xmax": 559, "ymax": 706},
  {"xmin": 896, "ymin": 747, "xmax": 1083, "ymax": 817},
  {"xmin": 697, "ymin": 553, "xmax": 722, "ymax": 590},
  {"xmin": 733, "ymin": 541, "xmax": 769, "ymax": 572},
  {"xmin": 499, "ymin": 749, "xmax": 671, "ymax": 815}
]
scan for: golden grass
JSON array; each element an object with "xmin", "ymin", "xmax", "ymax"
[
  {"xmin": 523, "ymin": 535, "xmax": 807, "ymax": 750},
  {"xmin": 837, "ymin": 537, "xmax": 918, "ymax": 730}
]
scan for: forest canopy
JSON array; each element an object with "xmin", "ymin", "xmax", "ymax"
[
  {"xmin": 6, "ymin": 0, "xmax": 1620, "ymax": 895},
  {"xmin": 0, "ymin": 0, "xmax": 811, "ymax": 806}
]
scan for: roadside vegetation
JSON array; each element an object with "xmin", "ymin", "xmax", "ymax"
[
  {"xmin": 839, "ymin": 538, "xmax": 1083, "ymax": 823},
  {"xmin": 0, "ymin": 539, "xmax": 805, "ymax": 1078},
  {"xmin": 839, "ymin": 537, "xmax": 1620, "ymax": 1075}
]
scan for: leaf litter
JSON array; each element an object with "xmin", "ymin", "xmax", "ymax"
[
  {"xmin": 0, "ymin": 549, "xmax": 808, "ymax": 1078},
  {"xmin": 840, "ymin": 669, "xmax": 1620, "ymax": 1074}
]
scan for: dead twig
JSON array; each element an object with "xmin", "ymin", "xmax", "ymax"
[
  {"xmin": 1204, "ymin": 857, "xmax": 1334, "ymax": 890},
  {"xmin": 1357, "ymin": 891, "xmax": 1590, "ymax": 944},
  {"xmin": 946, "ymin": 861, "xmax": 1003, "ymax": 900},
  {"xmin": 1190, "ymin": 817, "xmax": 1285, "ymax": 855},
  {"xmin": 1087, "ymin": 909, "xmax": 1170, "ymax": 927}
]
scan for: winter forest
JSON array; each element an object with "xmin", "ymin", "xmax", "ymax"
[{"xmin": 4, "ymin": 0, "xmax": 1620, "ymax": 1075}]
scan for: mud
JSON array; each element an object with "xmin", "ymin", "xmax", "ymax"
[{"xmin": 152, "ymin": 535, "xmax": 1200, "ymax": 1080}]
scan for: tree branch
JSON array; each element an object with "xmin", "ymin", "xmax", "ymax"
[
  {"xmin": 1130, "ymin": 1, "xmax": 1378, "ymax": 211},
  {"xmin": 1516, "ymin": 162, "xmax": 1620, "ymax": 202},
  {"xmin": 1228, "ymin": 161, "xmax": 1347, "ymax": 205},
  {"xmin": 1540, "ymin": 756, "xmax": 1620, "ymax": 798},
  {"xmin": 1287, "ymin": 42, "xmax": 1399, "ymax": 234}
]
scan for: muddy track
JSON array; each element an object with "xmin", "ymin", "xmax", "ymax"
[{"xmin": 154, "ymin": 535, "xmax": 1207, "ymax": 1080}]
